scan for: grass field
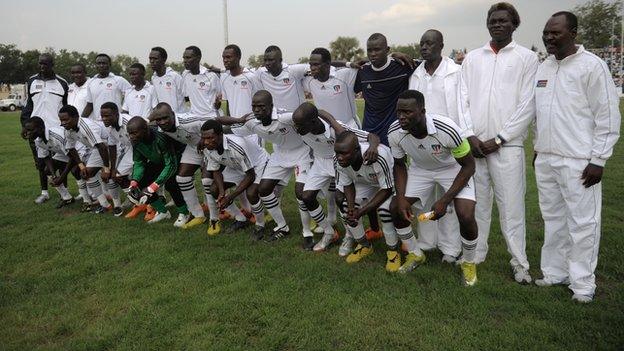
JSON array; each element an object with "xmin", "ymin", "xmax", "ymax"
[{"xmin": 1, "ymin": 102, "xmax": 623, "ymax": 351}]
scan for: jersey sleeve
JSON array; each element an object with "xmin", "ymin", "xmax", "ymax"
[
  {"xmin": 149, "ymin": 86, "xmax": 159, "ymax": 109},
  {"xmin": 338, "ymin": 68, "xmax": 358, "ymax": 90},
  {"xmin": 340, "ymin": 122, "xmax": 369, "ymax": 140},
  {"xmin": 388, "ymin": 129, "xmax": 406, "ymax": 159},
  {"xmin": 86, "ymin": 121, "xmax": 104, "ymax": 145},
  {"xmin": 374, "ymin": 153, "xmax": 394, "ymax": 190},
  {"xmin": 118, "ymin": 77, "xmax": 132, "ymax": 93},
  {"xmin": 231, "ymin": 146, "xmax": 254, "ymax": 172},
  {"xmin": 289, "ymin": 64, "xmax": 310, "ymax": 80},
  {"xmin": 335, "ymin": 160, "xmax": 353, "ymax": 187},
  {"xmin": 276, "ymin": 112, "xmax": 294, "ymax": 125},
  {"xmin": 121, "ymin": 90, "xmax": 130, "ymax": 112},
  {"xmin": 35, "ymin": 140, "xmax": 49, "ymax": 158},
  {"xmin": 202, "ymin": 151, "xmax": 220, "ymax": 171},
  {"xmin": 85, "ymin": 82, "xmax": 94, "ymax": 103},
  {"xmin": 219, "ymin": 75, "xmax": 228, "ymax": 100}
]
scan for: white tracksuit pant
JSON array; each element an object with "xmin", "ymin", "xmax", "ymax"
[
  {"xmin": 535, "ymin": 153, "xmax": 601, "ymax": 296},
  {"xmin": 474, "ymin": 146, "xmax": 529, "ymax": 269},
  {"xmin": 417, "ymin": 184, "xmax": 462, "ymax": 257}
]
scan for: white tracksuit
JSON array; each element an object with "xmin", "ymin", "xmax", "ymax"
[
  {"xmin": 458, "ymin": 41, "xmax": 538, "ymax": 268},
  {"xmin": 408, "ymin": 57, "xmax": 462, "ymax": 257},
  {"xmin": 534, "ymin": 45, "xmax": 620, "ymax": 296}
]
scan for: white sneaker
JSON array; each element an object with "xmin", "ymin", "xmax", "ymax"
[
  {"xmin": 512, "ymin": 265, "xmax": 532, "ymax": 284},
  {"xmin": 535, "ymin": 277, "xmax": 570, "ymax": 287},
  {"xmin": 74, "ymin": 193, "xmax": 83, "ymax": 201},
  {"xmin": 173, "ymin": 213, "xmax": 190, "ymax": 228},
  {"xmin": 313, "ymin": 230, "xmax": 339, "ymax": 252},
  {"xmin": 34, "ymin": 193, "xmax": 49, "ymax": 204},
  {"xmin": 148, "ymin": 211, "xmax": 171, "ymax": 224},
  {"xmin": 165, "ymin": 199, "xmax": 175, "ymax": 207},
  {"xmin": 338, "ymin": 236, "xmax": 355, "ymax": 257},
  {"xmin": 572, "ymin": 294, "xmax": 593, "ymax": 303},
  {"xmin": 441, "ymin": 254, "xmax": 457, "ymax": 264}
]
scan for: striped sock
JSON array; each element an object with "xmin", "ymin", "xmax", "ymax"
[
  {"xmin": 396, "ymin": 226, "xmax": 422, "ymax": 256},
  {"xmin": 461, "ymin": 237, "xmax": 478, "ymax": 263},
  {"xmin": 201, "ymin": 178, "xmax": 218, "ymax": 220},
  {"xmin": 251, "ymin": 200, "xmax": 265, "ymax": 227},
  {"xmin": 298, "ymin": 200, "xmax": 313, "ymax": 237},
  {"xmin": 309, "ymin": 203, "xmax": 333, "ymax": 235},
  {"xmin": 177, "ymin": 175, "xmax": 204, "ymax": 218},
  {"xmin": 260, "ymin": 192, "xmax": 287, "ymax": 229}
]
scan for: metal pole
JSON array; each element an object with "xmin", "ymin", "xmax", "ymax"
[{"xmin": 223, "ymin": 0, "xmax": 229, "ymax": 46}]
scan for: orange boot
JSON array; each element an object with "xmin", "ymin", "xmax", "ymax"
[
  {"xmin": 125, "ymin": 204, "xmax": 147, "ymax": 219},
  {"xmin": 143, "ymin": 205, "xmax": 156, "ymax": 221}
]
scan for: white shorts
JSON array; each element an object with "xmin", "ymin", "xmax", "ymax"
[
  {"xmin": 222, "ymin": 161, "xmax": 267, "ymax": 186},
  {"xmin": 405, "ymin": 165, "xmax": 475, "ymax": 209},
  {"xmin": 85, "ymin": 149, "xmax": 104, "ymax": 168},
  {"xmin": 340, "ymin": 183, "xmax": 390, "ymax": 211},
  {"xmin": 303, "ymin": 157, "xmax": 335, "ymax": 191},
  {"xmin": 116, "ymin": 148, "xmax": 133, "ymax": 176},
  {"xmin": 52, "ymin": 152, "xmax": 69, "ymax": 163},
  {"xmin": 180, "ymin": 144, "xmax": 203, "ymax": 165},
  {"xmin": 262, "ymin": 154, "xmax": 310, "ymax": 185}
]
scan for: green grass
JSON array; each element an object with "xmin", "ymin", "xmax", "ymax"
[{"xmin": 1, "ymin": 102, "xmax": 623, "ymax": 350}]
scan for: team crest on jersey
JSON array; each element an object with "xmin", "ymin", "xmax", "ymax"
[
  {"xmin": 536, "ymin": 80, "xmax": 547, "ymax": 88},
  {"xmin": 279, "ymin": 127, "xmax": 288, "ymax": 134},
  {"xmin": 368, "ymin": 173, "xmax": 378, "ymax": 182},
  {"xmin": 333, "ymin": 85, "xmax": 341, "ymax": 93},
  {"xmin": 166, "ymin": 82, "xmax": 172, "ymax": 87},
  {"xmin": 431, "ymin": 144, "xmax": 442, "ymax": 155},
  {"xmin": 106, "ymin": 83, "xmax": 113, "ymax": 88},
  {"xmin": 139, "ymin": 94, "xmax": 146, "ymax": 101},
  {"xmin": 282, "ymin": 78, "xmax": 290, "ymax": 85}
]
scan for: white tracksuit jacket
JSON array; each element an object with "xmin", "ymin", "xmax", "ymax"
[
  {"xmin": 459, "ymin": 41, "xmax": 538, "ymax": 144},
  {"xmin": 534, "ymin": 45, "xmax": 620, "ymax": 296},
  {"xmin": 534, "ymin": 45, "xmax": 620, "ymax": 166}
]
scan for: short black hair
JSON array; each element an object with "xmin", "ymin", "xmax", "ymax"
[
  {"xmin": 487, "ymin": 2, "xmax": 521, "ymax": 27},
  {"xmin": 185, "ymin": 46, "xmax": 202, "ymax": 58},
  {"xmin": 155, "ymin": 102, "xmax": 172, "ymax": 110},
  {"xmin": 71, "ymin": 63, "xmax": 86, "ymax": 71},
  {"xmin": 201, "ymin": 120, "xmax": 224, "ymax": 134},
  {"xmin": 552, "ymin": 11, "xmax": 578, "ymax": 31},
  {"xmin": 26, "ymin": 116, "xmax": 45, "ymax": 129},
  {"xmin": 39, "ymin": 52, "xmax": 54, "ymax": 63},
  {"xmin": 151, "ymin": 46, "xmax": 168, "ymax": 61},
  {"xmin": 59, "ymin": 105, "xmax": 80, "ymax": 118},
  {"xmin": 129, "ymin": 62, "xmax": 146, "ymax": 73},
  {"xmin": 310, "ymin": 47, "xmax": 331, "ymax": 63},
  {"xmin": 367, "ymin": 33, "xmax": 388, "ymax": 45},
  {"xmin": 101, "ymin": 101, "xmax": 119, "ymax": 112},
  {"xmin": 224, "ymin": 44, "xmax": 242, "ymax": 58},
  {"xmin": 264, "ymin": 45, "xmax": 282, "ymax": 56},
  {"xmin": 398, "ymin": 89, "xmax": 425, "ymax": 108},
  {"xmin": 335, "ymin": 130, "xmax": 358, "ymax": 145},
  {"xmin": 96, "ymin": 53, "xmax": 112, "ymax": 63}
]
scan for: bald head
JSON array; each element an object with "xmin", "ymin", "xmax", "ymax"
[
  {"xmin": 253, "ymin": 90, "xmax": 273, "ymax": 104},
  {"xmin": 293, "ymin": 102, "xmax": 317, "ymax": 123},
  {"xmin": 334, "ymin": 131, "xmax": 361, "ymax": 168}
]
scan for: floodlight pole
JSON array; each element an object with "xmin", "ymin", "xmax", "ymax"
[{"xmin": 223, "ymin": 0, "xmax": 229, "ymax": 46}]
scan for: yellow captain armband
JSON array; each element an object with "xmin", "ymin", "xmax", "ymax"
[{"xmin": 452, "ymin": 139, "xmax": 470, "ymax": 158}]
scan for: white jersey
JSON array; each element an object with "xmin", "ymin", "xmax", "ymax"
[
  {"xmin": 203, "ymin": 134, "xmax": 268, "ymax": 172},
  {"xmin": 67, "ymin": 78, "xmax": 92, "ymax": 119},
  {"xmin": 304, "ymin": 68, "xmax": 359, "ymax": 127},
  {"xmin": 181, "ymin": 66, "xmax": 221, "ymax": 118},
  {"xmin": 65, "ymin": 117, "xmax": 108, "ymax": 150},
  {"xmin": 255, "ymin": 63, "xmax": 308, "ymax": 112},
  {"xmin": 335, "ymin": 142, "xmax": 394, "ymax": 190},
  {"xmin": 35, "ymin": 126, "xmax": 69, "ymax": 158},
  {"xmin": 151, "ymin": 67, "xmax": 186, "ymax": 113},
  {"xmin": 235, "ymin": 109, "xmax": 311, "ymax": 165},
  {"xmin": 159, "ymin": 113, "xmax": 209, "ymax": 146},
  {"xmin": 122, "ymin": 82, "xmax": 158, "ymax": 119},
  {"xmin": 388, "ymin": 114, "xmax": 465, "ymax": 171},
  {"xmin": 220, "ymin": 68, "xmax": 261, "ymax": 117},
  {"xmin": 284, "ymin": 118, "xmax": 368, "ymax": 159},
  {"xmin": 86, "ymin": 73, "xmax": 132, "ymax": 121},
  {"xmin": 106, "ymin": 113, "xmax": 133, "ymax": 150}
]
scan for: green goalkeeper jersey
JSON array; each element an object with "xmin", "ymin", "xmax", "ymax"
[{"xmin": 131, "ymin": 130, "xmax": 179, "ymax": 186}]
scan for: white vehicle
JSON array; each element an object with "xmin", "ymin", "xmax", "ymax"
[{"xmin": 0, "ymin": 94, "xmax": 25, "ymax": 111}]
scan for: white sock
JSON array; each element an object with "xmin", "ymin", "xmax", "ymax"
[
  {"xmin": 379, "ymin": 207, "xmax": 398, "ymax": 249},
  {"xmin": 76, "ymin": 179, "xmax": 90, "ymax": 203},
  {"xmin": 297, "ymin": 200, "xmax": 313, "ymax": 237},
  {"xmin": 107, "ymin": 181, "xmax": 122, "ymax": 207},
  {"xmin": 309, "ymin": 203, "xmax": 333, "ymax": 235},
  {"xmin": 41, "ymin": 190, "xmax": 49, "ymax": 196},
  {"xmin": 461, "ymin": 237, "xmax": 478, "ymax": 263},
  {"xmin": 238, "ymin": 193, "xmax": 251, "ymax": 212},
  {"xmin": 201, "ymin": 178, "xmax": 218, "ymax": 220},
  {"xmin": 55, "ymin": 184, "xmax": 72, "ymax": 200},
  {"xmin": 260, "ymin": 192, "xmax": 287, "ymax": 229},
  {"xmin": 396, "ymin": 226, "xmax": 423, "ymax": 256},
  {"xmin": 177, "ymin": 175, "xmax": 204, "ymax": 218},
  {"xmin": 251, "ymin": 200, "xmax": 265, "ymax": 227},
  {"xmin": 87, "ymin": 176, "xmax": 110, "ymax": 207},
  {"xmin": 327, "ymin": 182, "xmax": 337, "ymax": 224},
  {"xmin": 226, "ymin": 202, "xmax": 246, "ymax": 222}
]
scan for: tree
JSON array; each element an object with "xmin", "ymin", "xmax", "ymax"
[
  {"xmin": 329, "ymin": 36, "xmax": 364, "ymax": 61},
  {"xmin": 0, "ymin": 44, "xmax": 24, "ymax": 84},
  {"xmin": 390, "ymin": 43, "xmax": 420, "ymax": 59},
  {"xmin": 247, "ymin": 54, "xmax": 264, "ymax": 69},
  {"xmin": 111, "ymin": 54, "xmax": 139, "ymax": 80},
  {"xmin": 574, "ymin": 0, "xmax": 622, "ymax": 48},
  {"xmin": 298, "ymin": 56, "xmax": 310, "ymax": 64}
]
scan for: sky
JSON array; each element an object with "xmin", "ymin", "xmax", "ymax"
[{"xmin": 3, "ymin": 0, "xmax": 589, "ymax": 67}]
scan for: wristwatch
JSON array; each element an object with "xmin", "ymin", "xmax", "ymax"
[{"xmin": 495, "ymin": 134, "xmax": 506, "ymax": 146}]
